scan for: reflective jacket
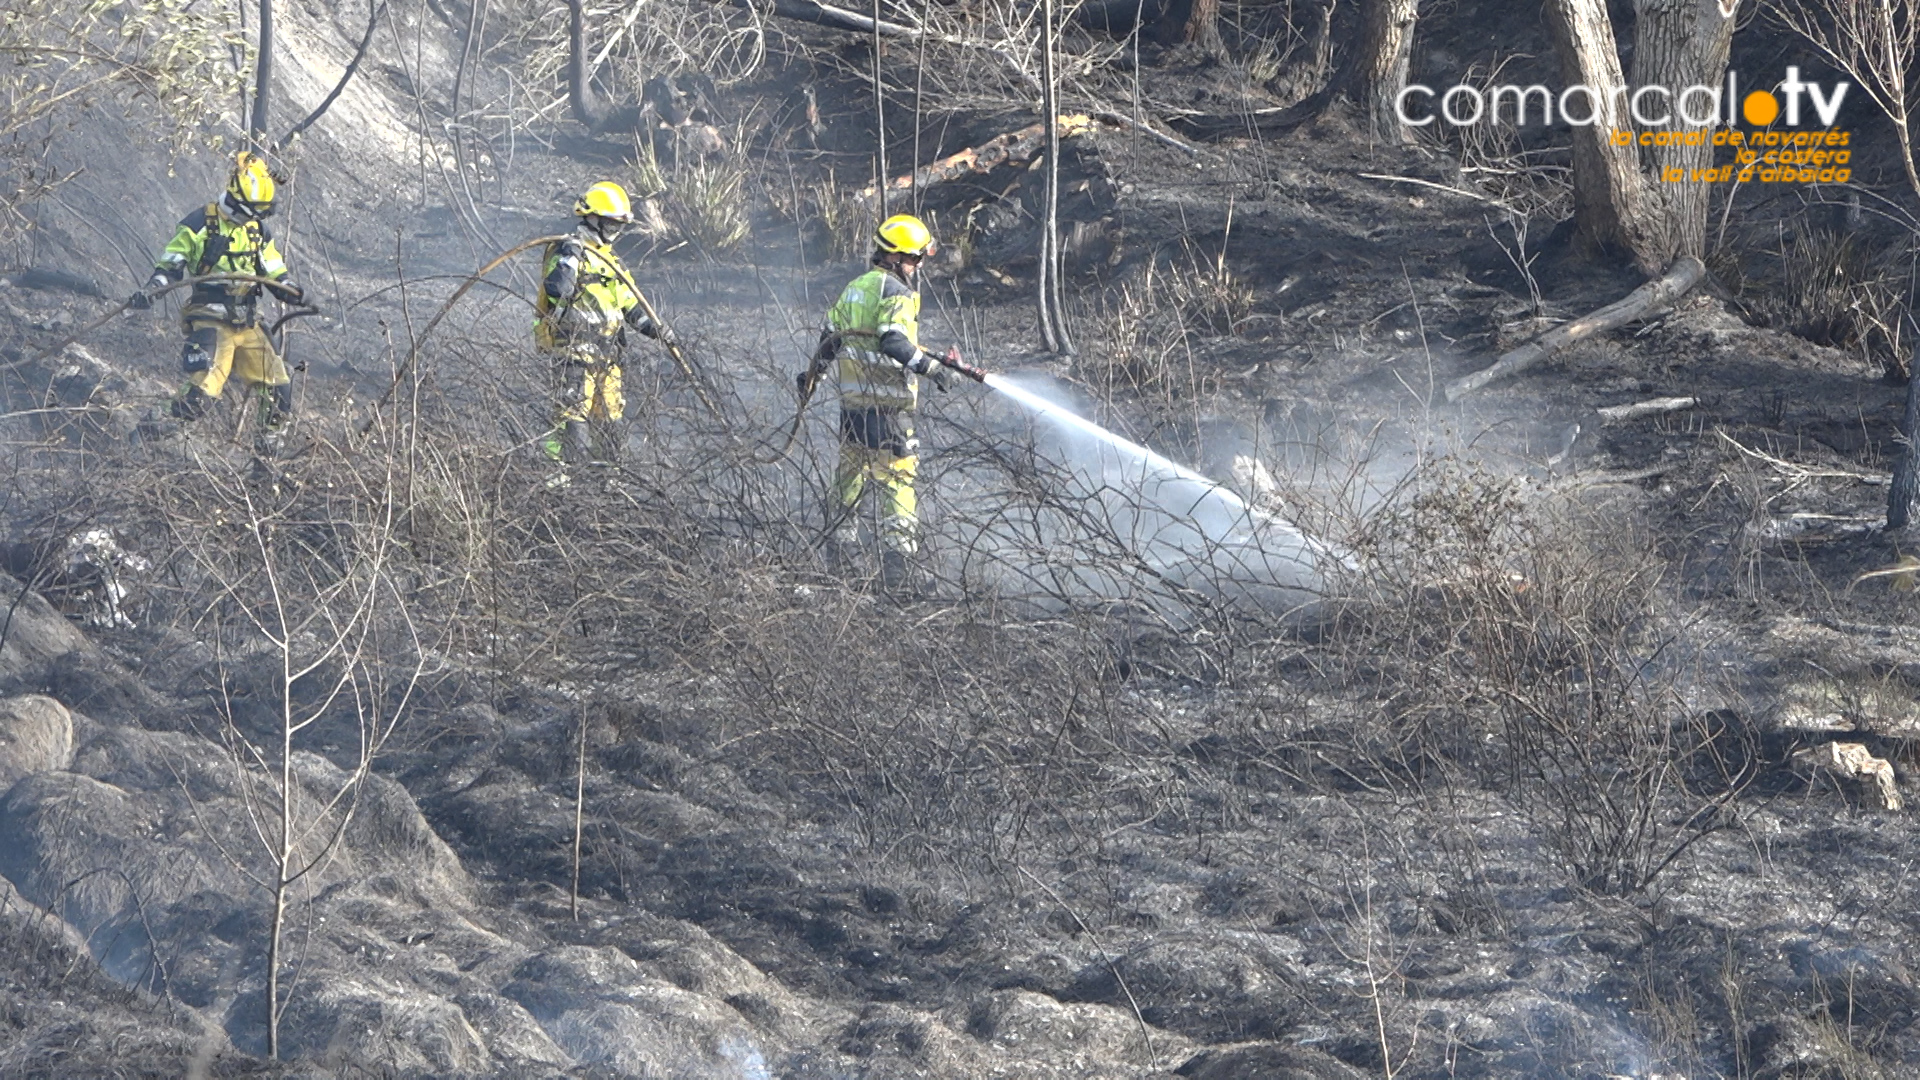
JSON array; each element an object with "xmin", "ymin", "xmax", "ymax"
[
  {"xmin": 826, "ymin": 267, "xmax": 927, "ymax": 411},
  {"xmin": 537, "ymin": 227, "xmax": 640, "ymax": 352},
  {"xmin": 152, "ymin": 202, "xmax": 291, "ymax": 327}
]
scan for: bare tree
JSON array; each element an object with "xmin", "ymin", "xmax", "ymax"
[
  {"xmin": 1545, "ymin": 0, "xmax": 1740, "ymax": 271},
  {"xmin": 1891, "ymin": 333, "xmax": 1920, "ymax": 528},
  {"xmin": 1038, "ymin": 0, "xmax": 1074, "ymax": 354},
  {"xmin": 249, "ymin": 0, "xmax": 274, "ymax": 145},
  {"xmin": 1771, "ymin": 0, "xmax": 1920, "ymax": 204},
  {"xmin": 563, "ymin": 0, "xmax": 640, "ymax": 133},
  {"xmin": 155, "ymin": 432, "xmax": 432, "ymax": 1058}
]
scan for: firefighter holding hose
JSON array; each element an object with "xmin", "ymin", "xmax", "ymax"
[
  {"xmin": 129, "ymin": 151, "xmax": 307, "ymax": 441},
  {"xmin": 800, "ymin": 213, "xmax": 982, "ymax": 588},
  {"xmin": 536, "ymin": 180, "xmax": 678, "ymax": 470}
]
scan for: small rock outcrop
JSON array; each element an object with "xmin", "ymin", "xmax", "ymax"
[{"xmin": 0, "ymin": 694, "xmax": 72, "ymax": 790}]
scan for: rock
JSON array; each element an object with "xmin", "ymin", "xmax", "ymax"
[
  {"xmin": 1793, "ymin": 742, "xmax": 1903, "ymax": 810},
  {"xmin": 1175, "ymin": 1042, "xmax": 1368, "ymax": 1079},
  {"xmin": 506, "ymin": 944, "xmax": 781, "ymax": 1076},
  {"xmin": 268, "ymin": 977, "xmax": 491, "ymax": 1073},
  {"xmin": 452, "ymin": 992, "xmax": 572, "ymax": 1068},
  {"xmin": 0, "ymin": 576, "xmax": 91, "ymax": 686},
  {"xmin": 965, "ymin": 988, "xmax": 1158, "ymax": 1066},
  {"xmin": 1776, "ymin": 676, "xmax": 1920, "ymax": 737},
  {"xmin": 0, "ymin": 695, "xmax": 73, "ymax": 789},
  {"xmin": 1064, "ymin": 933, "xmax": 1305, "ymax": 1041},
  {"xmin": 57, "ymin": 529, "xmax": 149, "ymax": 629}
]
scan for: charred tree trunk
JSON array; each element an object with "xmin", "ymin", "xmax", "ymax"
[
  {"xmin": 273, "ymin": 0, "xmax": 382, "ymax": 152},
  {"xmin": 249, "ymin": 0, "xmax": 274, "ymax": 145},
  {"xmin": 1341, "ymin": 0, "xmax": 1421, "ymax": 142},
  {"xmin": 872, "ymin": 0, "xmax": 888, "ymax": 213},
  {"xmin": 1077, "ymin": 0, "xmax": 1220, "ymax": 51},
  {"xmin": 564, "ymin": 0, "xmax": 639, "ymax": 133},
  {"xmin": 1545, "ymin": 0, "xmax": 1661, "ymax": 267},
  {"xmin": 1891, "ymin": 341, "xmax": 1920, "ymax": 529},
  {"xmin": 1155, "ymin": 0, "xmax": 1223, "ymax": 50},
  {"xmin": 565, "ymin": 0, "xmax": 607, "ymax": 130},
  {"xmin": 1038, "ymin": 0, "xmax": 1073, "ymax": 353},
  {"xmin": 1631, "ymin": 0, "xmax": 1737, "ymax": 262},
  {"xmin": 1545, "ymin": 0, "xmax": 1739, "ymax": 272},
  {"xmin": 1164, "ymin": 0, "xmax": 1418, "ymax": 139}
]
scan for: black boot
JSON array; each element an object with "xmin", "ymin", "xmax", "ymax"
[
  {"xmin": 169, "ymin": 385, "xmax": 212, "ymax": 422},
  {"xmin": 881, "ymin": 550, "xmax": 910, "ymax": 592},
  {"xmin": 260, "ymin": 383, "xmax": 294, "ymax": 431}
]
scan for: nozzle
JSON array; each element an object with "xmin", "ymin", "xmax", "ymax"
[{"xmin": 938, "ymin": 353, "xmax": 986, "ymax": 383}]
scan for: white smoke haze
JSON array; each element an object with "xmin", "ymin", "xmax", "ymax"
[{"xmin": 916, "ymin": 369, "xmax": 1357, "ymax": 624}]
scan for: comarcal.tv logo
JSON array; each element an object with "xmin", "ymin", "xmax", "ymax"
[{"xmin": 1396, "ymin": 68, "xmax": 1853, "ymax": 184}]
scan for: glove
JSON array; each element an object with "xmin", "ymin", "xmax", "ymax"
[
  {"xmin": 128, "ymin": 273, "xmax": 168, "ymax": 310},
  {"xmin": 268, "ymin": 280, "xmax": 305, "ymax": 305},
  {"xmin": 796, "ymin": 369, "xmax": 815, "ymax": 395},
  {"xmin": 556, "ymin": 304, "xmax": 596, "ymax": 337},
  {"xmin": 629, "ymin": 309, "xmax": 677, "ymax": 346},
  {"xmin": 928, "ymin": 364, "xmax": 954, "ymax": 393}
]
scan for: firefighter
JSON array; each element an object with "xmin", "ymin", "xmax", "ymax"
[
  {"xmin": 800, "ymin": 213, "xmax": 967, "ymax": 588},
  {"xmin": 535, "ymin": 180, "xmax": 676, "ymax": 467},
  {"xmin": 129, "ymin": 151, "xmax": 306, "ymax": 437}
]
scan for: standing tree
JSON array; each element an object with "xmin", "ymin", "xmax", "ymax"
[
  {"xmin": 1161, "ymin": 0, "xmax": 1423, "ymax": 141},
  {"xmin": 1038, "ymin": 0, "xmax": 1073, "ymax": 354},
  {"xmin": 1346, "ymin": 0, "xmax": 1423, "ymax": 142},
  {"xmin": 1892, "ymin": 330, "xmax": 1920, "ymax": 529},
  {"xmin": 157, "ymin": 432, "xmax": 433, "ymax": 1058},
  {"xmin": 1546, "ymin": 0, "xmax": 1740, "ymax": 271},
  {"xmin": 1157, "ymin": 0, "xmax": 1223, "ymax": 50},
  {"xmin": 249, "ymin": 0, "xmax": 274, "ymax": 145}
]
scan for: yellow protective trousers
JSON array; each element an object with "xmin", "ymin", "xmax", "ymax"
[
  {"xmin": 833, "ymin": 407, "xmax": 919, "ymax": 554},
  {"xmin": 184, "ymin": 320, "xmax": 289, "ymax": 398},
  {"xmin": 553, "ymin": 357, "xmax": 625, "ymax": 425}
]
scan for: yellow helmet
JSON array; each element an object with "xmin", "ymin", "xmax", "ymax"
[
  {"xmin": 574, "ymin": 181, "xmax": 634, "ymax": 223},
  {"xmin": 875, "ymin": 214, "xmax": 934, "ymax": 257},
  {"xmin": 226, "ymin": 152, "xmax": 276, "ymax": 219}
]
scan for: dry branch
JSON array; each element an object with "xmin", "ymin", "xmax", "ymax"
[
  {"xmin": 1444, "ymin": 256, "xmax": 1703, "ymax": 402},
  {"xmin": 857, "ymin": 115, "xmax": 1094, "ymax": 204},
  {"xmin": 714, "ymin": 0, "xmax": 923, "ymax": 39},
  {"xmin": 273, "ymin": 0, "xmax": 382, "ymax": 151},
  {"xmin": 1595, "ymin": 396, "xmax": 1697, "ymax": 424}
]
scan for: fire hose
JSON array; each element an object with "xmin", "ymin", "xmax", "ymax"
[{"xmin": 12, "ymin": 272, "xmax": 303, "ymax": 375}]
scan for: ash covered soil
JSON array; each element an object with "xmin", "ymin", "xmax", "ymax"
[{"xmin": 5, "ymin": 7, "xmax": 1920, "ymax": 1080}]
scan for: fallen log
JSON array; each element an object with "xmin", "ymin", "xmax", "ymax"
[
  {"xmin": 1091, "ymin": 110, "xmax": 1205, "ymax": 157},
  {"xmin": 1793, "ymin": 742, "xmax": 1903, "ymax": 810},
  {"xmin": 856, "ymin": 115, "xmax": 1094, "ymax": 204},
  {"xmin": 1169, "ymin": 92, "xmax": 1330, "ymax": 139},
  {"xmin": 1444, "ymin": 256, "xmax": 1703, "ymax": 403},
  {"xmin": 715, "ymin": 0, "xmax": 928, "ymax": 40},
  {"xmin": 1595, "ymin": 396, "xmax": 1698, "ymax": 424}
]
